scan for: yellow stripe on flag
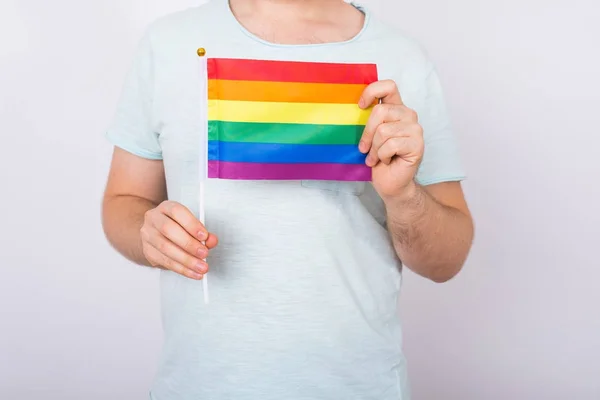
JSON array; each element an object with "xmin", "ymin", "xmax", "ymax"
[{"xmin": 208, "ymin": 100, "xmax": 372, "ymax": 126}]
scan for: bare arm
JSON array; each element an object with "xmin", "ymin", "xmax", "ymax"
[
  {"xmin": 357, "ymin": 79, "xmax": 473, "ymax": 283},
  {"xmin": 102, "ymin": 147, "xmax": 217, "ymax": 279},
  {"xmin": 102, "ymin": 147, "xmax": 167, "ymax": 265},
  {"xmin": 386, "ymin": 181, "xmax": 474, "ymax": 282}
]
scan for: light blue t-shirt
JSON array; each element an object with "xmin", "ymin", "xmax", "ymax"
[{"xmin": 106, "ymin": 1, "xmax": 465, "ymax": 399}]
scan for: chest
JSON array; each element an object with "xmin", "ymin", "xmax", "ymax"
[
  {"xmin": 150, "ymin": 38, "xmax": 416, "ymax": 203},
  {"xmin": 238, "ymin": 18, "xmax": 363, "ymax": 45}
]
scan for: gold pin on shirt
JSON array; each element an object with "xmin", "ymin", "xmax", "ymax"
[{"xmin": 197, "ymin": 47, "xmax": 206, "ymax": 57}]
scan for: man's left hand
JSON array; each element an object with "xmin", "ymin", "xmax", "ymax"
[{"xmin": 358, "ymin": 80, "xmax": 424, "ymax": 201}]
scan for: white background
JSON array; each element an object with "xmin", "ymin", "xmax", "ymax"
[{"xmin": 1, "ymin": 0, "xmax": 598, "ymax": 399}]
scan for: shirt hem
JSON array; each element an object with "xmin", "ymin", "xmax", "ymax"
[
  {"xmin": 106, "ymin": 131, "xmax": 163, "ymax": 160},
  {"xmin": 416, "ymin": 175, "xmax": 466, "ymax": 186}
]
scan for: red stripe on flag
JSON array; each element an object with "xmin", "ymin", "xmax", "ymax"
[{"xmin": 207, "ymin": 58, "xmax": 378, "ymax": 84}]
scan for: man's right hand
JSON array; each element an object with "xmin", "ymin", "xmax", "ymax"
[{"xmin": 140, "ymin": 201, "xmax": 218, "ymax": 280}]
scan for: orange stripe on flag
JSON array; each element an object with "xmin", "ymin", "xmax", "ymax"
[{"xmin": 208, "ymin": 80, "xmax": 367, "ymax": 104}]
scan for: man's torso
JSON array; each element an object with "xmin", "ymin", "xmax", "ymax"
[{"xmin": 111, "ymin": 2, "xmax": 446, "ymax": 398}]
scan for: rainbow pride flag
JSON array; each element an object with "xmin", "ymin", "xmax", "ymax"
[{"xmin": 207, "ymin": 58, "xmax": 378, "ymax": 181}]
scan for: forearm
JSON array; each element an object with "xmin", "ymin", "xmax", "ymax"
[
  {"xmin": 102, "ymin": 195, "xmax": 158, "ymax": 266},
  {"xmin": 385, "ymin": 184, "xmax": 473, "ymax": 282}
]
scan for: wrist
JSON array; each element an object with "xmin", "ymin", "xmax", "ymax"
[
  {"xmin": 383, "ymin": 180, "xmax": 429, "ymax": 225},
  {"xmin": 382, "ymin": 179, "xmax": 420, "ymax": 206}
]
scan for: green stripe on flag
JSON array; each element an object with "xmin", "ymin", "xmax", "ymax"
[{"xmin": 208, "ymin": 121, "xmax": 364, "ymax": 145}]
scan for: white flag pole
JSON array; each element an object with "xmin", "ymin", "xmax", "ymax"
[
  {"xmin": 198, "ymin": 47, "xmax": 209, "ymax": 304},
  {"xmin": 199, "ymin": 181, "xmax": 209, "ymax": 304}
]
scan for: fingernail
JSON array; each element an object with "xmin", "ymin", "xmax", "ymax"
[
  {"xmin": 192, "ymin": 272, "xmax": 203, "ymax": 280},
  {"xmin": 196, "ymin": 261, "xmax": 208, "ymax": 273},
  {"xmin": 197, "ymin": 248, "xmax": 208, "ymax": 258},
  {"xmin": 365, "ymin": 156, "xmax": 372, "ymax": 166},
  {"xmin": 358, "ymin": 141, "xmax": 367, "ymax": 153},
  {"xmin": 358, "ymin": 98, "xmax": 365, "ymax": 108},
  {"xmin": 198, "ymin": 231, "xmax": 207, "ymax": 240}
]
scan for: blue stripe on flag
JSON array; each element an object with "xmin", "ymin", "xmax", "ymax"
[{"xmin": 208, "ymin": 141, "xmax": 366, "ymax": 164}]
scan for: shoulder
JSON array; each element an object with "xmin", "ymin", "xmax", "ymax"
[
  {"xmin": 356, "ymin": 6, "xmax": 441, "ymax": 107},
  {"xmin": 362, "ymin": 10, "xmax": 433, "ymax": 74},
  {"xmin": 352, "ymin": 4, "xmax": 436, "ymax": 89}
]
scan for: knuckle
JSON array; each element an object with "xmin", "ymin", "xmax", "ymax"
[
  {"xmin": 143, "ymin": 247, "xmax": 159, "ymax": 267},
  {"xmin": 406, "ymin": 108, "xmax": 418, "ymax": 121},
  {"xmin": 361, "ymin": 133, "xmax": 373, "ymax": 145},
  {"xmin": 171, "ymin": 204, "xmax": 188, "ymax": 225},
  {"xmin": 141, "ymin": 243, "xmax": 151, "ymax": 258},
  {"xmin": 170, "ymin": 201, "xmax": 182, "ymax": 213},
  {"xmin": 157, "ymin": 218, "xmax": 172, "ymax": 236},
  {"xmin": 140, "ymin": 226, "xmax": 150, "ymax": 242},
  {"xmin": 373, "ymin": 103, "xmax": 385, "ymax": 116},
  {"xmin": 161, "ymin": 200, "xmax": 175, "ymax": 207},
  {"xmin": 158, "ymin": 201, "xmax": 171, "ymax": 212},
  {"xmin": 157, "ymin": 239, "xmax": 170, "ymax": 254},
  {"xmin": 163, "ymin": 257, "xmax": 175, "ymax": 271},
  {"xmin": 414, "ymin": 124, "xmax": 424, "ymax": 136},
  {"xmin": 386, "ymin": 138, "xmax": 402, "ymax": 154},
  {"xmin": 166, "ymin": 202, "xmax": 178, "ymax": 217},
  {"xmin": 184, "ymin": 237, "xmax": 196, "ymax": 252},
  {"xmin": 155, "ymin": 217, "xmax": 165, "ymax": 233},
  {"xmin": 184, "ymin": 255, "xmax": 198, "ymax": 269},
  {"xmin": 143, "ymin": 209, "xmax": 154, "ymax": 223},
  {"xmin": 377, "ymin": 144, "xmax": 392, "ymax": 160},
  {"xmin": 376, "ymin": 123, "xmax": 392, "ymax": 139}
]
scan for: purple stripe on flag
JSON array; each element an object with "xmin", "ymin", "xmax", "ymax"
[{"xmin": 208, "ymin": 161, "xmax": 371, "ymax": 181}]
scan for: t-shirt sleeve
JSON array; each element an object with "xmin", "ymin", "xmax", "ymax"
[
  {"xmin": 105, "ymin": 31, "xmax": 162, "ymax": 160},
  {"xmin": 413, "ymin": 64, "xmax": 466, "ymax": 186}
]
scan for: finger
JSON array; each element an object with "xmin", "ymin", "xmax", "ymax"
[
  {"xmin": 152, "ymin": 212, "xmax": 209, "ymax": 258},
  {"xmin": 144, "ymin": 243, "xmax": 204, "ymax": 280},
  {"xmin": 359, "ymin": 79, "xmax": 403, "ymax": 109},
  {"xmin": 205, "ymin": 232, "xmax": 219, "ymax": 250},
  {"xmin": 145, "ymin": 228, "xmax": 209, "ymax": 274},
  {"xmin": 366, "ymin": 121, "xmax": 411, "ymax": 166},
  {"xmin": 359, "ymin": 103, "xmax": 407, "ymax": 154},
  {"xmin": 160, "ymin": 201, "xmax": 208, "ymax": 241},
  {"xmin": 377, "ymin": 135, "xmax": 423, "ymax": 166}
]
